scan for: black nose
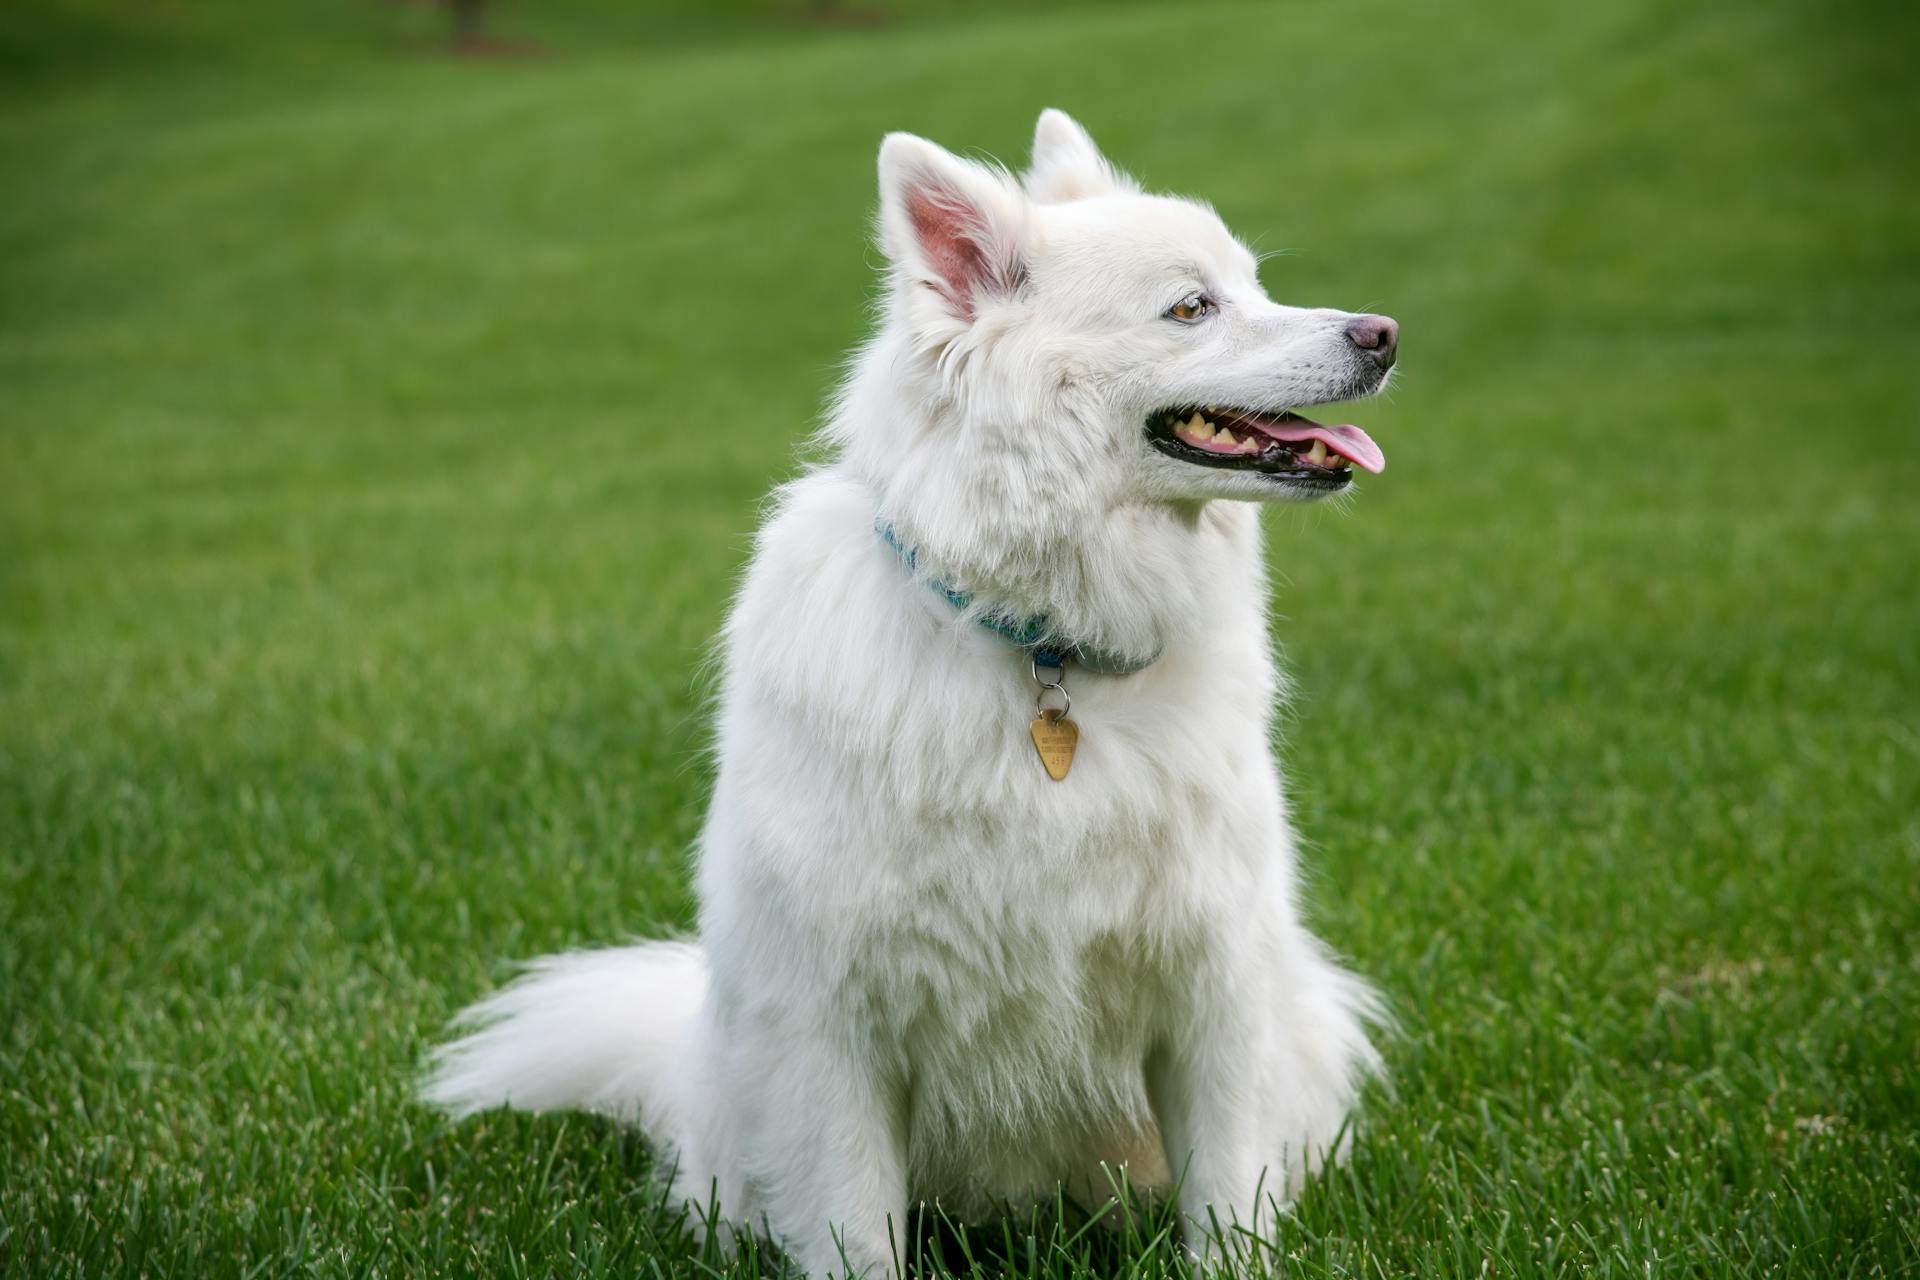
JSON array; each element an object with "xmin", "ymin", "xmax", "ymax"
[{"xmin": 1344, "ymin": 314, "xmax": 1399, "ymax": 370}]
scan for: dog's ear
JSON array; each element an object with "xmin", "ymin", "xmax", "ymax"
[
  {"xmin": 878, "ymin": 133, "xmax": 1028, "ymax": 321},
  {"xmin": 1024, "ymin": 109, "xmax": 1136, "ymax": 204}
]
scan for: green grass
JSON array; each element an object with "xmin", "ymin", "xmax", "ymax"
[{"xmin": 4, "ymin": 0, "xmax": 1918, "ymax": 1275}]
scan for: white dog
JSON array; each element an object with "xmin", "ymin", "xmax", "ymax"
[{"xmin": 424, "ymin": 110, "xmax": 1395, "ymax": 1277}]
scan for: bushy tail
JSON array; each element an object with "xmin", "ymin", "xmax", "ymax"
[{"xmin": 420, "ymin": 941, "xmax": 706, "ymax": 1139}]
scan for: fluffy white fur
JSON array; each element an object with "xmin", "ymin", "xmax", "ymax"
[{"xmin": 424, "ymin": 110, "xmax": 1390, "ymax": 1277}]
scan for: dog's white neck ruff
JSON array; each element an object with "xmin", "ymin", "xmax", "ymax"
[
  {"xmin": 829, "ymin": 329, "xmax": 1246, "ymax": 673},
  {"xmin": 876, "ymin": 522, "xmax": 1161, "ymax": 675}
]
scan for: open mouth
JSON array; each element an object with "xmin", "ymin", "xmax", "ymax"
[{"xmin": 1146, "ymin": 406, "xmax": 1385, "ymax": 489}]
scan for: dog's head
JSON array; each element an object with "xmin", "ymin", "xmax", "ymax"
[{"xmin": 845, "ymin": 111, "xmax": 1395, "ymax": 516}]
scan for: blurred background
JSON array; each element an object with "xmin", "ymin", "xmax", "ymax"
[{"xmin": 2, "ymin": 1, "xmax": 1916, "ymax": 1276}]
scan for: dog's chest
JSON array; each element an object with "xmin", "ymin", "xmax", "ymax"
[
  {"xmin": 837, "ymin": 674, "xmax": 1276, "ymax": 1114},
  {"xmin": 873, "ymin": 845, "xmax": 1182, "ymax": 1176},
  {"xmin": 743, "ymin": 568, "xmax": 1284, "ymax": 1030}
]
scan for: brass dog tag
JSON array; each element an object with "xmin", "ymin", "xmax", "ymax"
[{"xmin": 1029, "ymin": 709, "xmax": 1078, "ymax": 780}]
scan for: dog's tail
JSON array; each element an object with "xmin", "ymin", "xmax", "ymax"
[{"xmin": 419, "ymin": 942, "xmax": 706, "ymax": 1140}]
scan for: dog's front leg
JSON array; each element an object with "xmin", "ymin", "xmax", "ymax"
[
  {"xmin": 734, "ymin": 1023, "xmax": 906, "ymax": 1279},
  {"xmin": 1147, "ymin": 1013, "xmax": 1274, "ymax": 1272}
]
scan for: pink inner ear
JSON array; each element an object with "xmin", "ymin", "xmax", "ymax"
[{"xmin": 906, "ymin": 186, "xmax": 1016, "ymax": 319}]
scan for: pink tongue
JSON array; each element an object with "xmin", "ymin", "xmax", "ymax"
[{"xmin": 1247, "ymin": 416, "xmax": 1386, "ymax": 474}]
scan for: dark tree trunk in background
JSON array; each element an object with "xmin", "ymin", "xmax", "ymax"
[{"xmin": 448, "ymin": 0, "xmax": 486, "ymax": 47}]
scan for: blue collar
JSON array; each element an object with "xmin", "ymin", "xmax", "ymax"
[{"xmin": 877, "ymin": 522, "xmax": 1160, "ymax": 676}]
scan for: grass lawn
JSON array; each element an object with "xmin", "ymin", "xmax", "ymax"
[{"xmin": 3, "ymin": 0, "xmax": 1917, "ymax": 1275}]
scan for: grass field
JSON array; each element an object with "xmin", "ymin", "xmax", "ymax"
[{"xmin": 3, "ymin": 0, "xmax": 1918, "ymax": 1275}]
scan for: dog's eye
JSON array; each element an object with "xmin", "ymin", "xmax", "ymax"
[{"xmin": 1166, "ymin": 293, "xmax": 1212, "ymax": 323}]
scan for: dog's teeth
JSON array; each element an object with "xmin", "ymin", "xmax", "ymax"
[
  {"xmin": 1185, "ymin": 411, "xmax": 1208, "ymax": 433},
  {"xmin": 1212, "ymin": 427, "xmax": 1235, "ymax": 446},
  {"xmin": 1239, "ymin": 436, "xmax": 1261, "ymax": 453},
  {"xmin": 1307, "ymin": 440, "xmax": 1328, "ymax": 465}
]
